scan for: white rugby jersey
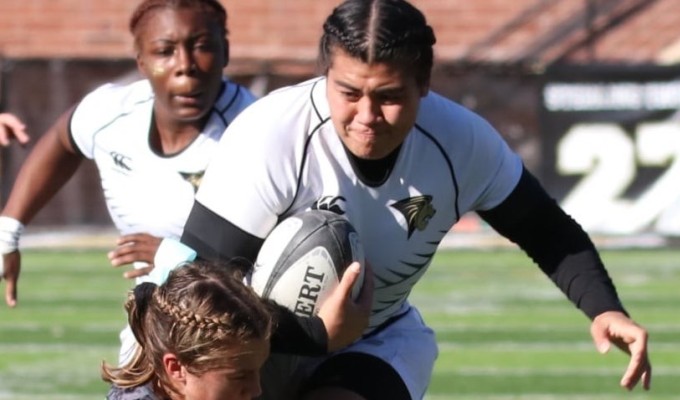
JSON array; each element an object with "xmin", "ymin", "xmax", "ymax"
[
  {"xmin": 70, "ymin": 78, "xmax": 255, "ymax": 272},
  {"xmin": 196, "ymin": 77, "xmax": 522, "ymax": 329}
]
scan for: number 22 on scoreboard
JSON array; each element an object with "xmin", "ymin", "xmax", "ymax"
[{"xmin": 557, "ymin": 121, "xmax": 680, "ymax": 235}]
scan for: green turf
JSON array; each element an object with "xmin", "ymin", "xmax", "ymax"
[
  {"xmin": 414, "ymin": 248, "xmax": 680, "ymax": 399},
  {"xmin": 0, "ymin": 247, "xmax": 677, "ymax": 399},
  {"xmin": 0, "ymin": 250, "xmax": 132, "ymax": 398}
]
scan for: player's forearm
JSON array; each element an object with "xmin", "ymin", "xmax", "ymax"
[
  {"xmin": 2, "ymin": 127, "xmax": 82, "ymax": 224},
  {"xmin": 181, "ymin": 201, "xmax": 264, "ymax": 263},
  {"xmin": 544, "ymin": 246, "xmax": 627, "ymax": 319},
  {"xmin": 479, "ymin": 166, "xmax": 627, "ymax": 319}
]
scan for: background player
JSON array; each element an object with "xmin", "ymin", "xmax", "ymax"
[
  {"xmin": 0, "ymin": 112, "xmax": 30, "ymax": 146},
  {"xmin": 153, "ymin": 0, "xmax": 652, "ymax": 398},
  {"xmin": 102, "ymin": 259, "xmax": 273, "ymax": 400},
  {"xmin": 0, "ymin": 0, "xmax": 255, "ymax": 368}
]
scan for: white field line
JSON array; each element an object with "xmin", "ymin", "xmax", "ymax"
[
  {"xmin": 433, "ymin": 365, "xmax": 680, "ymax": 376},
  {"xmin": 424, "ymin": 395, "xmax": 657, "ymax": 400},
  {"xmin": 0, "ymin": 343, "xmax": 116, "ymax": 353},
  {"xmin": 0, "ymin": 395, "xmax": 97, "ymax": 400},
  {"xmin": 0, "ymin": 321, "xmax": 123, "ymax": 331},
  {"xmin": 429, "ymin": 323, "xmax": 680, "ymax": 333},
  {"xmin": 1, "ymin": 393, "xmax": 654, "ymax": 400},
  {"xmin": 437, "ymin": 341, "xmax": 680, "ymax": 352}
]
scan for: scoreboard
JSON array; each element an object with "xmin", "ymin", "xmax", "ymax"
[{"xmin": 540, "ymin": 65, "xmax": 680, "ymax": 236}]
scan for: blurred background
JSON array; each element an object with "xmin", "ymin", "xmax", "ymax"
[
  {"xmin": 1, "ymin": 2, "xmax": 679, "ymax": 399},
  {"xmin": 1, "ymin": 0, "xmax": 680, "ymax": 247}
]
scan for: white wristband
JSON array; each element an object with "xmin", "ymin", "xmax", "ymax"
[
  {"xmin": 0, "ymin": 216, "xmax": 24, "ymax": 255},
  {"xmin": 149, "ymin": 238, "xmax": 197, "ymax": 284}
]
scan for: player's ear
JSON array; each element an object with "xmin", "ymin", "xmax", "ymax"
[
  {"xmin": 418, "ymin": 78, "xmax": 430, "ymax": 97},
  {"xmin": 408, "ymin": 66, "xmax": 429, "ymax": 97},
  {"xmin": 163, "ymin": 353, "xmax": 187, "ymax": 385}
]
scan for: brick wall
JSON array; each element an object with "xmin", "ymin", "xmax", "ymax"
[
  {"xmin": 2, "ymin": 1, "xmax": 679, "ymax": 69},
  {"xmin": 0, "ymin": 0, "xmax": 537, "ymax": 62},
  {"xmin": 1, "ymin": 0, "xmax": 677, "ymax": 227}
]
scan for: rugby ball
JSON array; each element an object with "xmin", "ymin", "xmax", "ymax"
[{"xmin": 250, "ymin": 210, "xmax": 364, "ymax": 318}]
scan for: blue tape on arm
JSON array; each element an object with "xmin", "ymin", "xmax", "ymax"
[{"xmin": 150, "ymin": 238, "xmax": 197, "ymax": 284}]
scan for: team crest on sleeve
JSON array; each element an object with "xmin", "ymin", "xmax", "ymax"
[
  {"xmin": 312, "ymin": 196, "xmax": 346, "ymax": 215},
  {"xmin": 179, "ymin": 171, "xmax": 205, "ymax": 193},
  {"xmin": 391, "ymin": 195, "xmax": 436, "ymax": 238}
]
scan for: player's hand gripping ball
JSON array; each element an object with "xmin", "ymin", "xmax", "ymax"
[{"xmin": 250, "ymin": 210, "xmax": 365, "ymax": 317}]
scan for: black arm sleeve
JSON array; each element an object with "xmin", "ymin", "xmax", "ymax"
[
  {"xmin": 181, "ymin": 201, "xmax": 264, "ymax": 263},
  {"xmin": 478, "ymin": 166, "xmax": 628, "ymax": 320},
  {"xmin": 267, "ymin": 302, "xmax": 329, "ymax": 355},
  {"xmin": 181, "ymin": 200, "xmax": 330, "ymax": 355}
]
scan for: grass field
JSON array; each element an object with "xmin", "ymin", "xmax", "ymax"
[{"xmin": 0, "ymin": 247, "xmax": 678, "ymax": 399}]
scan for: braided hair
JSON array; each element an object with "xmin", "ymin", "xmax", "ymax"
[
  {"xmin": 101, "ymin": 260, "xmax": 272, "ymax": 398},
  {"xmin": 129, "ymin": 0, "xmax": 228, "ymax": 49},
  {"xmin": 319, "ymin": 0, "xmax": 436, "ymax": 86}
]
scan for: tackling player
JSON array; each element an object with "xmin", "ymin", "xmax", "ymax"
[{"xmin": 102, "ymin": 260, "xmax": 273, "ymax": 400}]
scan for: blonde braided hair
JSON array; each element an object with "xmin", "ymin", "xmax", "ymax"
[{"xmin": 102, "ymin": 260, "xmax": 272, "ymax": 398}]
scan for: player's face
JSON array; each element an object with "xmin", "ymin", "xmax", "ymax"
[
  {"xmin": 173, "ymin": 339, "xmax": 269, "ymax": 400},
  {"xmin": 135, "ymin": 7, "xmax": 227, "ymax": 123},
  {"xmin": 326, "ymin": 48, "xmax": 428, "ymax": 160}
]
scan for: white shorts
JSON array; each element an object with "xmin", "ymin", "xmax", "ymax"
[
  {"xmin": 337, "ymin": 305, "xmax": 438, "ymax": 399},
  {"xmin": 283, "ymin": 304, "xmax": 438, "ymax": 400}
]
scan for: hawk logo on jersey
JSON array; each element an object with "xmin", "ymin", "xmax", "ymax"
[
  {"xmin": 110, "ymin": 152, "xmax": 132, "ymax": 171},
  {"xmin": 391, "ymin": 195, "xmax": 436, "ymax": 238},
  {"xmin": 179, "ymin": 171, "xmax": 205, "ymax": 193},
  {"xmin": 312, "ymin": 196, "xmax": 346, "ymax": 215}
]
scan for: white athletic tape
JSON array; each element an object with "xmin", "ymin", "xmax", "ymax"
[
  {"xmin": 0, "ymin": 216, "xmax": 24, "ymax": 255},
  {"xmin": 149, "ymin": 238, "xmax": 197, "ymax": 284}
]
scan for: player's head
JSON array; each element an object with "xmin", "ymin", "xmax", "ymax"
[
  {"xmin": 129, "ymin": 0, "xmax": 228, "ymax": 48},
  {"xmin": 318, "ymin": 0, "xmax": 436, "ymax": 87},
  {"xmin": 102, "ymin": 260, "xmax": 272, "ymax": 400},
  {"xmin": 319, "ymin": 0, "xmax": 437, "ymax": 160},
  {"xmin": 130, "ymin": 0, "xmax": 229, "ymax": 123}
]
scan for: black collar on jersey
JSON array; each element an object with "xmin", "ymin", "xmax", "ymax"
[{"xmin": 343, "ymin": 143, "xmax": 402, "ymax": 187}]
